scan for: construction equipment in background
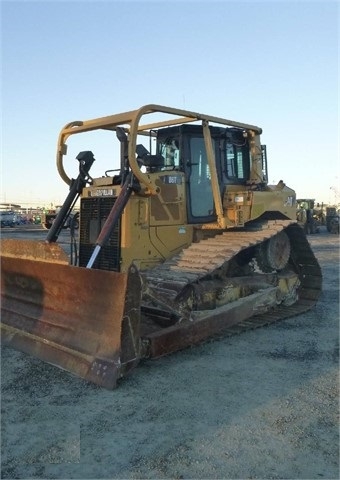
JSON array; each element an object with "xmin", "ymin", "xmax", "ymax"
[
  {"xmin": 326, "ymin": 207, "xmax": 340, "ymax": 234},
  {"xmin": 296, "ymin": 198, "xmax": 323, "ymax": 234},
  {"xmin": 0, "ymin": 104, "xmax": 322, "ymax": 389},
  {"xmin": 41, "ymin": 207, "xmax": 79, "ymax": 230},
  {"xmin": 313, "ymin": 202, "xmax": 326, "ymax": 227}
]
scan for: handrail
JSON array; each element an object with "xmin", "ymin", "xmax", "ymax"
[{"xmin": 56, "ymin": 104, "xmax": 262, "ymax": 188}]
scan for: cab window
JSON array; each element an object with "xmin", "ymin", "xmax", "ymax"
[
  {"xmin": 157, "ymin": 138, "xmax": 180, "ymax": 169},
  {"xmin": 224, "ymin": 142, "xmax": 250, "ymax": 182}
]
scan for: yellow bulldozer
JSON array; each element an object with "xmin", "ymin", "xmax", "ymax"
[{"xmin": 0, "ymin": 104, "xmax": 322, "ymax": 388}]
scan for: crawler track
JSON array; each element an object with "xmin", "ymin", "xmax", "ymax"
[{"xmin": 141, "ymin": 221, "xmax": 322, "ymax": 352}]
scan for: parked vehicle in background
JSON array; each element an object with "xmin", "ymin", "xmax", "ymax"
[{"xmin": 0, "ymin": 211, "xmax": 16, "ymax": 228}]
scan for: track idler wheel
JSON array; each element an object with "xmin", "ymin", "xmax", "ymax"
[{"xmin": 255, "ymin": 230, "xmax": 291, "ymax": 272}]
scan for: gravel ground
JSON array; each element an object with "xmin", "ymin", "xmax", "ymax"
[{"xmin": 1, "ymin": 226, "xmax": 339, "ymax": 479}]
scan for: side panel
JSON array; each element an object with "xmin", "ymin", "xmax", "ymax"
[
  {"xmin": 223, "ymin": 186, "xmax": 297, "ymax": 226},
  {"xmin": 121, "ymin": 172, "xmax": 194, "ymax": 270},
  {"xmin": 150, "ymin": 173, "xmax": 187, "ymax": 226},
  {"xmin": 251, "ymin": 187, "xmax": 296, "ymax": 220}
]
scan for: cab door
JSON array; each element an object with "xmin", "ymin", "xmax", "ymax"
[
  {"xmin": 184, "ymin": 135, "xmax": 216, "ymax": 224},
  {"xmin": 156, "ymin": 126, "xmax": 219, "ymax": 225}
]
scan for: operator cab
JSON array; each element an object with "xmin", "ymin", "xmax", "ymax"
[{"xmin": 154, "ymin": 125, "xmax": 252, "ymax": 223}]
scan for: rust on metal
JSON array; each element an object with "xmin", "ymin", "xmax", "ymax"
[
  {"xmin": 1, "ymin": 253, "xmax": 141, "ymax": 389},
  {"xmin": 144, "ymin": 288, "xmax": 278, "ymax": 358},
  {"xmin": 1, "ymin": 239, "xmax": 69, "ymax": 263}
]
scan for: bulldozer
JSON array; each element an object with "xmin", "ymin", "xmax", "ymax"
[{"xmin": 0, "ymin": 104, "xmax": 322, "ymax": 389}]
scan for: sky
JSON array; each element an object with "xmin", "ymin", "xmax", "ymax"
[{"xmin": 1, "ymin": 0, "xmax": 339, "ymax": 208}]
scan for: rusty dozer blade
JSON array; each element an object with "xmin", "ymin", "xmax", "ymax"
[{"xmin": 1, "ymin": 239, "xmax": 141, "ymax": 389}]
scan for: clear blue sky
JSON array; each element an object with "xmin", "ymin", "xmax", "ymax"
[{"xmin": 1, "ymin": 0, "xmax": 339, "ymax": 207}]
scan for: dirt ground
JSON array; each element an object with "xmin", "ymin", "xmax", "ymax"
[{"xmin": 1, "ymin": 225, "xmax": 339, "ymax": 480}]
